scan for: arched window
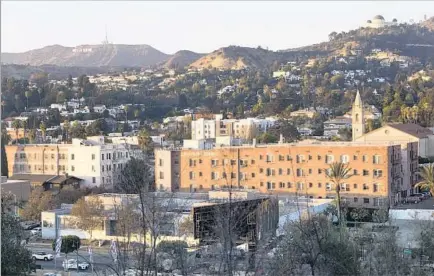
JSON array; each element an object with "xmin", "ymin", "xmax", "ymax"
[{"xmin": 355, "ymin": 113, "xmax": 359, "ymax": 123}]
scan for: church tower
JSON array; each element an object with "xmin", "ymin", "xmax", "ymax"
[{"xmin": 352, "ymin": 90, "xmax": 365, "ymax": 141}]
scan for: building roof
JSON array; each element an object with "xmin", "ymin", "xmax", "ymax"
[
  {"xmin": 9, "ymin": 174, "xmax": 57, "ymax": 183},
  {"xmin": 387, "ymin": 123, "xmax": 433, "ymax": 139},
  {"xmin": 373, "ymin": 15, "xmax": 385, "ymax": 20},
  {"xmin": 49, "ymin": 175, "xmax": 82, "ymax": 184}
]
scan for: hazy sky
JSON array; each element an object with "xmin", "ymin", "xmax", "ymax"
[{"xmin": 2, "ymin": 1, "xmax": 433, "ymax": 54}]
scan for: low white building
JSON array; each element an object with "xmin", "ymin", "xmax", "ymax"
[{"xmin": 94, "ymin": 105, "xmax": 107, "ymax": 113}]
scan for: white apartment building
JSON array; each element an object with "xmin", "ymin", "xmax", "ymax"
[
  {"xmin": 6, "ymin": 136, "xmax": 142, "ymax": 188},
  {"xmin": 191, "ymin": 118, "xmax": 217, "ymax": 140}
]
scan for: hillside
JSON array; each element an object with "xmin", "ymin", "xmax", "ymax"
[
  {"xmin": 1, "ymin": 64, "xmax": 112, "ymax": 80},
  {"xmin": 163, "ymin": 50, "xmax": 205, "ymax": 69},
  {"xmin": 293, "ymin": 18, "xmax": 434, "ymax": 62},
  {"xmin": 1, "ymin": 44, "xmax": 170, "ymax": 67},
  {"xmin": 189, "ymin": 46, "xmax": 295, "ymax": 70}
]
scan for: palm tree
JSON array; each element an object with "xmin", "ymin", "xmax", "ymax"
[
  {"xmin": 326, "ymin": 162, "xmax": 352, "ymax": 225},
  {"xmin": 137, "ymin": 129, "xmax": 153, "ymax": 155},
  {"xmin": 40, "ymin": 122, "xmax": 47, "ymax": 143},
  {"xmin": 11, "ymin": 119, "xmax": 21, "ymax": 144},
  {"xmin": 22, "ymin": 120, "xmax": 28, "ymax": 145},
  {"xmin": 25, "ymin": 90, "xmax": 31, "ymax": 110},
  {"xmin": 416, "ymin": 164, "xmax": 434, "ymax": 196},
  {"xmin": 38, "ymin": 88, "xmax": 43, "ymax": 106},
  {"xmin": 63, "ymin": 120, "xmax": 71, "ymax": 142}
]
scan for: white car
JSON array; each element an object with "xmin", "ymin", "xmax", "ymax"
[
  {"xmin": 62, "ymin": 259, "xmax": 90, "ymax": 270},
  {"xmin": 31, "ymin": 227, "xmax": 42, "ymax": 235},
  {"xmin": 32, "ymin": 252, "xmax": 54, "ymax": 261}
]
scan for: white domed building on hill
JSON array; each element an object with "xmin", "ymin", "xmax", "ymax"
[{"xmin": 365, "ymin": 15, "xmax": 398, "ymax": 29}]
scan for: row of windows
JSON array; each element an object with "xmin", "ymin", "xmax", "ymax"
[
  {"xmin": 185, "ymin": 168, "xmax": 384, "ymax": 179},
  {"xmin": 189, "ymin": 154, "xmax": 383, "ymax": 167},
  {"xmin": 258, "ymin": 182, "xmax": 382, "ymax": 192},
  {"xmin": 15, "ymin": 152, "xmax": 129, "ymax": 161}
]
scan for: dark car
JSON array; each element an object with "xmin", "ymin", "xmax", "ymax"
[{"xmin": 412, "ymin": 193, "xmax": 426, "ymax": 201}]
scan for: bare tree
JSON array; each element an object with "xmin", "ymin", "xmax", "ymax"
[{"xmin": 70, "ymin": 196, "xmax": 104, "ymax": 242}]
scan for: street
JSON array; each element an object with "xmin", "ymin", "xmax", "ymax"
[{"xmin": 28, "ymin": 243, "xmax": 117, "ymax": 273}]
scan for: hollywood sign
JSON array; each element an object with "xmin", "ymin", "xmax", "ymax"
[{"xmin": 72, "ymin": 48, "xmax": 93, "ymax": 53}]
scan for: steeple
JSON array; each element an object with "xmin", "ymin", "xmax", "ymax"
[{"xmin": 352, "ymin": 90, "xmax": 365, "ymax": 141}]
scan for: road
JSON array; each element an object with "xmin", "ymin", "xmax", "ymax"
[{"xmin": 28, "ymin": 243, "xmax": 118, "ymax": 273}]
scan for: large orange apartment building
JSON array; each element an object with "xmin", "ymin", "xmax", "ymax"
[{"xmin": 155, "ymin": 141, "xmax": 418, "ymax": 208}]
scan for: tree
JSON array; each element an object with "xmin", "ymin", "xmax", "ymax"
[
  {"xmin": 326, "ymin": 162, "xmax": 352, "ymax": 225},
  {"xmin": 39, "ymin": 122, "xmax": 47, "ymax": 142},
  {"xmin": 1, "ymin": 138, "xmax": 8, "ymax": 176},
  {"xmin": 116, "ymin": 157, "xmax": 153, "ymax": 194},
  {"xmin": 21, "ymin": 187, "xmax": 56, "ymax": 221},
  {"xmin": 70, "ymin": 197, "xmax": 104, "ymax": 241},
  {"xmin": 269, "ymin": 119, "xmax": 300, "ymax": 142},
  {"xmin": 24, "ymin": 90, "xmax": 31, "ymax": 110},
  {"xmin": 416, "ymin": 163, "xmax": 434, "ymax": 195},
  {"xmin": 256, "ymin": 132, "xmax": 278, "ymax": 144},
  {"xmin": 137, "ymin": 129, "xmax": 154, "ymax": 155},
  {"xmin": 12, "ymin": 119, "xmax": 21, "ymax": 144},
  {"xmin": 63, "ymin": 120, "xmax": 71, "ymax": 142},
  {"xmin": 1, "ymin": 193, "xmax": 33, "ymax": 276},
  {"xmin": 52, "ymin": 235, "xmax": 80, "ymax": 261},
  {"xmin": 21, "ymin": 120, "xmax": 28, "ymax": 145},
  {"xmin": 156, "ymin": 241, "xmax": 189, "ymax": 274}
]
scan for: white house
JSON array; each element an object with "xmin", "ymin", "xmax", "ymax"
[{"xmin": 94, "ymin": 105, "xmax": 107, "ymax": 113}]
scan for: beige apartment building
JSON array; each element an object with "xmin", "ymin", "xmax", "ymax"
[
  {"xmin": 5, "ymin": 136, "xmax": 140, "ymax": 188},
  {"xmin": 155, "ymin": 140, "xmax": 418, "ymax": 208}
]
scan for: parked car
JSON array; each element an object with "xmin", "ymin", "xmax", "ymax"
[
  {"xmin": 62, "ymin": 259, "xmax": 90, "ymax": 270},
  {"xmin": 31, "ymin": 227, "xmax": 42, "ymax": 235},
  {"xmin": 412, "ymin": 193, "xmax": 426, "ymax": 201},
  {"xmin": 422, "ymin": 191, "xmax": 432, "ymax": 198},
  {"xmin": 405, "ymin": 195, "xmax": 421, "ymax": 204},
  {"xmin": 32, "ymin": 252, "xmax": 54, "ymax": 261}
]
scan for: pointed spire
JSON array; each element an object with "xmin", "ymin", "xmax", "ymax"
[{"xmin": 354, "ymin": 90, "xmax": 363, "ymax": 107}]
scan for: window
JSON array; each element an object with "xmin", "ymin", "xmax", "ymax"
[
  {"xmin": 340, "ymin": 155, "xmax": 349, "ymax": 163},
  {"xmin": 260, "ymin": 182, "xmax": 264, "ymax": 187},
  {"xmin": 266, "ymin": 154, "xmax": 274, "ymax": 162},
  {"xmin": 297, "ymin": 182, "xmax": 304, "ymax": 190},
  {"xmin": 159, "ymin": 159, "xmax": 163, "ymax": 166},
  {"xmin": 279, "ymin": 155, "xmax": 284, "ymax": 161},
  {"xmin": 240, "ymin": 160, "xmax": 248, "ymax": 167},
  {"xmin": 309, "ymin": 182, "xmax": 313, "ymax": 188},
  {"xmin": 71, "ymin": 154, "xmax": 75, "ymax": 160},
  {"xmin": 373, "ymin": 183, "xmax": 379, "ymax": 192},
  {"xmin": 251, "ymin": 159, "xmax": 255, "ymax": 165},
  {"xmin": 325, "ymin": 155, "xmax": 334, "ymax": 164},
  {"xmin": 317, "ymin": 155, "xmax": 322, "ymax": 161},
  {"xmin": 354, "ymin": 197, "xmax": 358, "ymax": 203},
  {"xmin": 353, "ymin": 183, "xmax": 358, "ymax": 189},
  {"xmin": 101, "ymin": 154, "xmax": 104, "ymax": 160},
  {"xmin": 259, "ymin": 155, "xmax": 263, "ymax": 160},
  {"xmin": 92, "ymin": 177, "xmax": 96, "ymax": 184},
  {"xmin": 373, "ymin": 155, "xmax": 381, "ymax": 164},
  {"xmin": 326, "ymin": 183, "xmax": 332, "ymax": 191},
  {"xmin": 260, "ymin": 168, "xmax": 264, "ymax": 173},
  {"xmin": 92, "ymin": 165, "xmax": 95, "ymax": 172},
  {"xmin": 373, "ymin": 169, "xmax": 383, "ymax": 177},
  {"xmin": 199, "ymin": 172, "xmax": 203, "ymax": 177},
  {"xmin": 251, "ymin": 173, "xmax": 255, "ymax": 178},
  {"xmin": 279, "ymin": 182, "xmax": 285, "ymax": 188},
  {"xmin": 353, "ymin": 169, "xmax": 358, "ymax": 175},
  {"xmin": 308, "ymin": 155, "xmax": 312, "ymax": 160},
  {"xmin": 287, "ymin": 168, "xmax": 291, "ymax": 175},
  {"xmin": 308, "ymin": 169, "xmax": 312, "ymax": 174},
  {"xmin": 51, "ymin": 154, "xmax": 55, "ymax": 159},
  {"xmin": 353, "ymin": 155, "xmax": 358, "ymax": 161},
  {"xmin": 363, "ymin": 170, "xmax": 369, "ymax": 176},
  {"xmin": 363, "ymin": 183, "xmax": 369, "ymax": 190},
  {"xmin": 267, "ymin": 182, "xmax": 275, "ymax": 190},
  {"xmin": 362, "ymin": 155, "xmax": 368, "ymax": 162},
  {"xmin": 296, "ymin": 155, "xmax": 305, "ymax": 163},
  {"xmin": 92, "ymin": 154, "xmax": 95, "ymax": 160},
  {"xmin": 71, "ymin": 166, "xmax": 75, "ymax": 172},
  {"xmin": 211, "ymin": 159, "xmax": 219, "ymax": 167},
  {"xmin": 373, "ymin": 198, "xmax": 384, "ymax": 206},
  {"xmin": 286, "ymin": 155, "xmax": 292, "ymax": 161},
  {"xmin": 318, "ymin": 183, "xmax": 322, "ymax": 188},
  {"xmin": 102, "ymin": 165, "xmax": 105, "ymax": 172},
  {"xmin": 363, "ymin": 198, "xmax": 370, "ymax": 204},
  {"xmin": 231, "ymin": 160, "xmax": 236, "ymax": 166},
  {"xmin": 108, "ymin": 153, "xmax": 111, "ymax": 160},
  {"xmin": 279, "ymin": 168, "xmax": 283, "ymax": 175},
  {"xmin": 318, "ymin": 169, "xmax": 322, "ymax": 174},
  {"xmin": 341, "ymin": 183, "xmax": 350, "ymax": 191},
  {"xmin": 287, "ymin": 182, "xmax": 292, "ymax": 188},
  {"xmin": 211, "ymin": 172, "xmax": 218, "ymax": 180},
  {"xmin": 296, "ymin": 169, "xmax": 304, "ymax": 177},
  {"xmin": 231, "ymin": 172, "xmax": 236, "ymax": 179}
]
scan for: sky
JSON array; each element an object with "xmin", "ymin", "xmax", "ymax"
[{"xmin": 2, "ymin": 1, "xmax": 434, "ymax": 54}]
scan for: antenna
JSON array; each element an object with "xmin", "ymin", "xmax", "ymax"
[{"xmin": 103, "ymin": 24, "xmax": 109, "ymax": 45}]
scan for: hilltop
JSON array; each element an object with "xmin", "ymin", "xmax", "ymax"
[
  {"xmin": 163, "ymin": 50, "xmax": 205, "ymax": 69},
  {"xmin": 1, "ymin": 44, "xmax": 170, "ymax": 67},
  {"xmin": 189, "ymin": 46, "xmax": 294, "ymax": 70}
]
